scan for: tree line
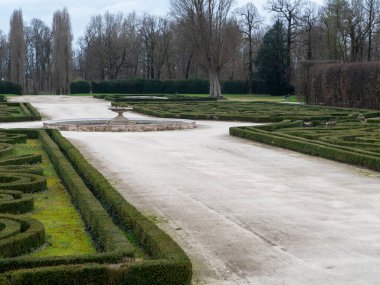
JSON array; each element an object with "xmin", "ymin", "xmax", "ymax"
[{"xmin": 0, "ymin": 0, "xmax": 380, "ymax": 96}]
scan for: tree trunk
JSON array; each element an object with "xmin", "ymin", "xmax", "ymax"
[{"xmin": 209, "ymin": 68, "xmax": 222, "ymax": 98}]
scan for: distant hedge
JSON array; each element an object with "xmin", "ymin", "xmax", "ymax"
[
  {"xmin": 0, "ymin": 82, "xmax": 22, "ymax": 95},
  {"xmin": 299, "ymin": 61, "xmax": 380, "ymax": 109},
  {"xmin": 70, "ymin": 81, "xmax": 91, "ymax": 94},
  {"xmin": 90, "ymin": 79, "xmax": 270, "ymax": 94}
]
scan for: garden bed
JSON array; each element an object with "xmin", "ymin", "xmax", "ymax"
[{"xmin": 0, "ymin": 129, "xmax": 191, "ymax": 285}]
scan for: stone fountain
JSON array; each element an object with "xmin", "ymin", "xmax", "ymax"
[
  {"xmin": 108, "ymin": 106, "xmax": 136, "ymax": 125},
  {"xmin": 43, "ymin": 105, "xmax": 196, "ymax": 132}
]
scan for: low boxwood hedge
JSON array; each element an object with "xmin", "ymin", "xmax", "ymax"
[
  {"xmin": 0, "ymin": 191, "xmax": 34, "ymax": 214},
  {"xmin": 230, "ymin": 123, "xmax": 380, "ymax": 172},
  {"xmin": 0, "ymin": 214, "xmax": 44, "ymax": 258},
  {"xmin": 0, "ymin": 128, "xmax": 191, "ymax": 284}
]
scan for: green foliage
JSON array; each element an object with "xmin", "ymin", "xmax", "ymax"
[
  {"xmin": 0, "ymin": 82, "xmax": 22, "ymax": 96},
  {"xmin": 119, "ymin": 101, "xmax": 373, "ymax": 122},
  {"xmin": 96, "ymin": 94, "xmax": 217, "ymax": 102},
  {"xmin": 0, "ymin": 214, "xmax": 45, "ymax": 258},
  {"xmin": 90, "ymin": 78, "xmax": 270, "ymax": 95},
  {"xmin": 70, "ymin": 81, "xmax": 91, "ymax": 94},
  {"xmin": 0, "ymin": 103, "xmax": 41, "ymax": 122},
  {"xmin": 0, "ymin": 191, "xmax": 34, "ymax": 214},
  {"xmin": 39, "ymin": 131, "xmax": 134, "ymax": 254},
  {"xmin": 230, "ymin": 118, "xmax": 380, "ymax": 172},
  {"xmin": 255, "ymin": 20, "xmax": 289, "ymax": 95},
  {"xmin": 0, "ymin": 129, "xmax": 191, "ymax": 284},
  {"xmin": 44, "ymin": 129, "xmax": 192, "ymax": 284}
]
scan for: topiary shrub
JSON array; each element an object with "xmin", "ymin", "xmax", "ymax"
[
  {"xmin": 70, "ymin": 81, "xmax": 91, "ymax": 94},
  {"xmin": 0, "ymin": 82, "xmax": 22, "ymax": 95}
]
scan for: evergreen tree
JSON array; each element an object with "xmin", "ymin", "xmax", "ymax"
[{"xmin": 255, "ymin": 20, "xmax": 288, "ymax": 95}]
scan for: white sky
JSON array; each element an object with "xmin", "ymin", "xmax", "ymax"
[{"xmin": 0, "ymin": 0, "xmax": 323, "ymax": 44}]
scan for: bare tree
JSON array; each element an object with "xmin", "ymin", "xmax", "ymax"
[
  {"xmin": 25, "ymin": 19, "xmax": 52, "ymax": 94},
  {"xmin": 52, "ymin": 8, "xmax": 73, "ymax": 94},
  {"xmin": 0, "ymin": 31, "xmax": 8, "ymax": 81},
  {"xmin": 364, "ymin": 0, "xmax": 380, "ymax": 60},
  {"xmin": 266, "ymin": 0, "xmax": 304, "ymax": 80},
  {"xmin": 171, "ymin": 0, "xmax": 238, "ymax": 98},
  {"xmin": 9, "ymin": 9, "xmax": 25, "ymax": 89},
  {"xmin": 299, "ymin": 2, "xmax": 319, "ymax": 60},
  {"xmin": 236, "ymin": 3, "xmax": 262, "ymax": 93}
]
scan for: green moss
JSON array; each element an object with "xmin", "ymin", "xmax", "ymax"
[{"xmin": 14, "ymin": 140, "xmax": 96, "ymax": 257}]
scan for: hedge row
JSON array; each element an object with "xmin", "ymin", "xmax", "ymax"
[
  {"xmin": 46, "ymin": 129, "xmax": 192, "ymax": 284},
  {"xmin": 0, "ymin": 103, "xmax": 41, "ymax": 123},
  {"xmin": 230, "ymin": 124, "xmax": 380, "ymax": 172},
  {"xmin": 0, "ymin": 82, "xmax": 22, "ymax": 95},
  {"xmin": 39, "ymin": 131, "xmax": 134, "ymax": 254},
  {"xmin": 96, "ymin": 94, "xmax": 217, "ymax": 102},
  {"xmin": 0, "ymin": 129, "xmax": 191, "ymax": 284},
  {"xmin": 78, "ymin": 79, "xmax": 270, "ymax": 95},
  {"xmin": 70, "ymin": 81, "xmax": 91, "ymax": 94}
]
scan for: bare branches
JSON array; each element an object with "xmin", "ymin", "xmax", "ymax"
[{"xmin": 52, "ymin": 8, "xmax": 73, "ymax": 94}]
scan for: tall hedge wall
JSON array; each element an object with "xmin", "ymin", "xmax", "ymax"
[
  {"xmin": 0, "ymin": 82, "xmax": 22, "ymax": 95},
  {"xmin": 90, "ymin": 79, "xmax": 270, "ymax": 94},
  {"xmin": 299, "ymin": 61, "xmax": 380, "ymax": 109},
  {"xmin": 70, "ymin": 81, "xmax": 91, "ymax": 94}
]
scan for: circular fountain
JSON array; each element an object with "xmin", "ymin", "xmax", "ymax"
[{"xmin": 43, "ymin": 105, "xmax": 196, "ymax": 132}]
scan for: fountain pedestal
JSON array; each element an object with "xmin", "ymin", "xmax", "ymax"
[{"xmin": 108, "ymin": 106, "xmax": 136, "ymax": 125}]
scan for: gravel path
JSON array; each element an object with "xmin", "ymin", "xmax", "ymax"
[{"xmin": 5, "ymin": 96, "xmax": 380, "ymax": 285}]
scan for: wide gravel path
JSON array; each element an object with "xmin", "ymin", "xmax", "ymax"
[{"xmin": 5, "ymin": 96, "xmax": 380, "ymax": 285}]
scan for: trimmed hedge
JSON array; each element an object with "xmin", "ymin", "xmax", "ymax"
[
  {"xmin": 0, "ymin": 103, "xmax": 41, "ymax": 123},
  {"xmin": 70, "ymin": 81, "xmax": 91, "ymax": 94},
  {"xmin": 0, "ymin": 129, "xmax": 191, "ymax": 284},
  {"xmin": 0, "ymin": 154, "xmax": 42, "ymax": 166},
  {"xmin": 0, "ymin": 82, "xmax": 22, "ymax": 95},
  {"xmin": 91, "ymin": 79, "xmax": 270, "ymax": 95},
  {"xmin": 39, "ymin": 131, "xmax": 134, "ymax": 254},
  {"xmin": 116, "ymin": 101, "xmax": 372, "ymax": 123},
  {"xmin": 0, "ymin": 191, "xmax": 34, "ymax": 214},
  {"xmin": 97, "ymin": 94, "xmax": 217, "ymax": 102},
  {"xmin": 230, "ymin": 122, "xmax": 380, "ymax": 172},
  {"xmin": 0, "ymin": 214, "xmax": 45, "ymax": 258},
  {"xmin": 45, "ymin": 129, "xmax": 192, "ymax": 284}
]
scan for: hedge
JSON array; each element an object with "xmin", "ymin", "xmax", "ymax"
[
  {"xmin": 0, "ymin": 214, "xmax": 45, "ymax": 258},
  {"xmin": 70, "ymin": 81, "xmax": 91, "ymax": 94},
  {"xmin": 0, "ymin": 103, "xmax": 41, "ymax": 123},
  {"xmin": 0, "ymin": 129, "xmax": 191, "ymax": 284},
  {"xmin": 0, "ymin": 82, "xmax": 22, "ymax": 95},
  {"xmin": 98, "ymin": 94, "xmax": 217, "ymax": 102},
  {"xmin": 90, "ymin": 79, "xmax": 270, "ymax": 95},
  {"xmin": 0, "ymin": 191, "xmax": 34, "ymax": 214},
  {"xmin": 230, "ymin": 124, "xmax": 380, "ymax": 172},
  {"xmin": 39, "ymin": 131, "xmax": 134, "ymax": 254},
  {"xmin": 45, "ymin": 129, "xmax": 192, "ymax": 284}
]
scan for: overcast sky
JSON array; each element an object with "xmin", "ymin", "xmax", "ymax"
[{"xmin": 0, "ymin": 0, "xmax": 321, "ymax": 44}]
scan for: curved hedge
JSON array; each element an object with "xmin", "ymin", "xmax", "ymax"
[
  {"xmin": 0, "ymin": 173, "xmax": 46, "ymax": 193},
  {"xmin": 0, "ymin": 214, "xmax": 45, "ymax": 258},
  {"xmin": 0, "ymin": 191, "xmax": 34, "ymax": 214}
]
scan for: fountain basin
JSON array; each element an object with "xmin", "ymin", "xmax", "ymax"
[{"xmin": 43, "ymin": 118, "xmax": 196, "ymax": 132}]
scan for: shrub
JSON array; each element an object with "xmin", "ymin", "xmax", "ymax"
[
  {"xmin": 70, "ymin": 81, "xmax": 91, "ymax": 94},
  {"xmin": 0, "ymin": 191, "xmax": 34, "ymax": 214},
  {"xmin": 299, "ymin": 61, "xmax": 380, "ymax": 109},
  {"xmin": 0, "ymin": 82, "xmax": 22, "ymax": 95},
  {"xmin": 0, "ymin": 214, "xmax": 45, "ymax": 258}
]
